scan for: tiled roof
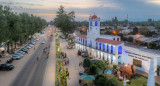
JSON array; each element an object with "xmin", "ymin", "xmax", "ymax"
[
  {"xmin": 96, "ymin": 38, "xmax": 123, "ymax": 45},
  {"xmin": 76, "ymin": 35, "xmax": 87, "ymax": 39},
  {"xmin": 91, "ymin": 15, "xmax": 98, "ymax": 19}
]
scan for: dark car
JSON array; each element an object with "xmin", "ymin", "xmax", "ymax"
[
  {"xmin": 81, "ymin": 52, "xmax": 89, "ymax": 57},
  {"xmin": 0, "ymin": 64, "xmax": 14, "ymax": 71}
]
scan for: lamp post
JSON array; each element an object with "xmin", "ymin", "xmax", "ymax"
[{"xmin": 136, "ymin": 33, "xmax": 140, "ymax": 46}]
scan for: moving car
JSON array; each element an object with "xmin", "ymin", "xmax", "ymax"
[
  {"xmin": 0, "ymin": 64, "xmax": 14, "ymax": 70},
  {"xmin": 41, "ymin": 40, "xmax": 45, "ymax": 44}
]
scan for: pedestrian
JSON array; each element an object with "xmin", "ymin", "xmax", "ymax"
[
  {"xmin": 65, "ymin": 53, "xmax": 67, "ymax": 58},
  {"xmin": 34, "ymin": 47, "xmax": 35, "ymax": 50},
  {"xmin": 37, "ymin": 57, "xmax": 39, "ymax": 62}
]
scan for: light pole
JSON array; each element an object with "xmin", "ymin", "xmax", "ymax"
[{"xmin": 136, "ymin": 33, "xmax": 140, "ymax": 46}]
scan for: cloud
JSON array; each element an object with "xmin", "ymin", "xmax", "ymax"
[{"xmin": 147, "ymin": 0, "xmax": 160, "ymax": 5}]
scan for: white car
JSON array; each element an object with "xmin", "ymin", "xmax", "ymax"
[{"xmin": 41, "ymin": 40, "xmax": 45, "ymax": 44}]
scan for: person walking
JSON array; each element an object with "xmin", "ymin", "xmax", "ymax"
[
  {"xmin": 37, "ymin": 57, "xmax": 39, "ymax": 62},
  {"xmin": 34, "ymin": 47, "xmax": 35, "ymax": 50}
]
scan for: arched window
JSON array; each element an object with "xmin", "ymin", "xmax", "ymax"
[
  {"xmin": 117, "ymin": 38, "xmax": 119, "ymax": 41},
  {"xmin": 90, "ymin": 41, "xmax": 92, "ymax": 47},
  {"xmin": 90, "ymin": 21, "xmax": 92, "ymax": 26},
  {"xmin": 118, "ymin": 46, "xmax": 122, "ymax": 54},
  {"xmin": 95, "ymin": 21, "xmax": 98, "ymax": 26},
  {"xmin": 111, "ymin": 45, "xmax": 113, "ymax": 53},
  {"xmin": 107, "ymin": 44, "xmax": 109, "ymax": 52},
  {"xmin": 96, "ymin": 42, "xmax": 98, "ymax": 49},
  {"xmin": 103, "ymin": 44, "xmax": 105, "ymax": 51},
  {"xmin": 99, "ymin": 43, "xmax": 101, "ymax": 50}
]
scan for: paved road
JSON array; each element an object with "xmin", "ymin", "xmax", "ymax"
[{"xmin": 11, "ymin": 31, "xmax": 52, "ymax": 86}]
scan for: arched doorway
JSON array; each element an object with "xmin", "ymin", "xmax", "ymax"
[
  {"xmin": 111, "ymin": 55, "xmax": 113, "ymax": 64},
  {"xmin": 118, "ymin": 56, "xmax": 122, "ymax": 65}
]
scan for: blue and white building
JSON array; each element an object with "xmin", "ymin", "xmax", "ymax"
[{"xmin": 75, "ymin": 15, "xmax": 160, "ymax": 76}]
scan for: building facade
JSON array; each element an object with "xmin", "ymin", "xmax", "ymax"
[{"xmin": 75, "ymin": 15, "xmax": 160, "ymax": 76}]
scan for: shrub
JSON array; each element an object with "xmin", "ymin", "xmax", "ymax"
[{"xmin": 113, "ymin": 64, "xmax": 118, "ymax": 69}]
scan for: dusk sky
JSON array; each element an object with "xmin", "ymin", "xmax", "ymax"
[{"xmin": 1, "ymin": 0, "xmax": 160, "ymax": 22}]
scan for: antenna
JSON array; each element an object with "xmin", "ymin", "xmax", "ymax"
[{"xmin": 127, "ymin": 14, "xmax": 128, "ymax": 20}]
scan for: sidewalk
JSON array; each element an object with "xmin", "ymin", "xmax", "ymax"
[
  {"xmin": 59, "ymin": 36, "xmax": 84, "ymax": 86},
  {"xmin": 43, "ymin": 33, "xmax": 56, "ymax": 86}
]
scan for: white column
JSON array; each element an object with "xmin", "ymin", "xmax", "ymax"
[{"xmin": 147, "ymin": 58, "xmax": 155, "ymax": 86}]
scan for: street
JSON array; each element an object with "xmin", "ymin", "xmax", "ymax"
[{"xmin": 10, "ymin": 29, "xmax": 52, "ymax": 86}]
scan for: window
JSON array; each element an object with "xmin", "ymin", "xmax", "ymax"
[
  {"xmin": 103, "ymin": 44, "xmax": 105, "ymax": 51},
  {"xmin": 113, "ymin": 38, "xmax": 115, "ymax": 40},
  {"xmin": 118, "ymin": 46, "xmax": 122, "ymax": 54},
  {"xmin": 99, "ymin": 43, "xmax": 101, "ymax": 50},
  {"xmin": 111, "ymin": 45, "xmax": 113, "ymax": 53},
  {"xmin": 95, "ymin": 21, "xmax": 98, "ymax": 26},
  {"xmin": 90, "ymin": 41, "xmax": 92, "ymax": 47},
  {"xmin": 117, "ymin": 38, "xmax": 119, "ymax": 41},
  {"xmin": 96, "ymin": 42, "xmax": 98, "ymax": 49},
  {"xmin": 107, "ymin": 44, "xmax": 109, "ymax": 52},
  {"xmin": 90, "ymin": 21, "xmax": 92, "ymax": 26}
]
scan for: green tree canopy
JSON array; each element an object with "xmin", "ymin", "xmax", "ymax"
[
  {"xmin": 83, "ymin": 58, "xmax": 92, "ymax": 68},
  {"xmin": 94, "ymin": 74, "xmax": 108, "ymax": 86},
  {"xmin": 54, "ymin": 5, "xmax": 76, "ymax": 36}
]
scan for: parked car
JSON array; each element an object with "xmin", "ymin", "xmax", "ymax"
[
  {"xmin": 17, "ymin": 51, "xmax": 25, "ymax": 55},
  {"xmin": 27, "ymin": 44, "xmax": 33, "ymax": 47},
  {"xmin": 11, "ymin": 55, "xmax": 21, "ymax": 60},
  {"xmin": 14, "ymin": 53, "xmax": 23, "ymax": 57},
  {"xmin": 0, "ymin": 64, "xmax": 14, "ymax": 70},
  {"xmin": 60, "ymin": 35, "xmax": 66, "ymax": 39},
  {"xmin": 21, "ymin": 48, "xmax": 28, "ymax": 53},
  {"xmin": 35, "ymin": 38, "xmax": 40, "ymax": 41},
  {"xmin": 25, "ymin": 46, "xmax": 31, "ymax": 49},
  {"xmin": 6, "ymin": 58, "xmax": 13, "ymax": 63},
  {"xmin": 81, "ymin": 52, "xmax": 89, "ymax": 57}
]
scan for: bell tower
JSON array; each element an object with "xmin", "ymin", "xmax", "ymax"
[{"xmin": 87, "ymin": 15, "xmax": 100, "ymax": 48}]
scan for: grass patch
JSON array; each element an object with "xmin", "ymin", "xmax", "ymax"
[{"xmin": 107, "ymin": 74, "xmax": 160, "ymax": 86}]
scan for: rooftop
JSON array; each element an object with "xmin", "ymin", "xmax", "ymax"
[
  {"xmin": 96, "ymin": 38, "xmax": 123, "ymax": 45},
  {"xmin": 76, "ymin": 35, "xmax": 87, "ymax": 39}
]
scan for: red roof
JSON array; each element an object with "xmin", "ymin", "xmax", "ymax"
[
  {"xmin": 96, "ymin": 38, "xmax": 123, "ymax": 45},
  {"xmin": 91, "ymin": 15, "xmax": 98, "ymax": 19},
  {"xmin": 76, "ymin": 35, "xmax": 87, "ymax": 39}
]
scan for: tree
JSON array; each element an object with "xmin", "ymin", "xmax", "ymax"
[
  {"xmin": 149, "ymin": 42, "xmax": 157, "ymax": 49},
  {"xmin": 127, "ymin": 36, "xmax": 133, "ymax": 42},
  {"xmin": 94, "ymin": 74, "xmax": 108, "ymax": 86},
  {"xmin": 89, "ymin": 64, "xmax": 98, "ymax": 75},
  {"xmin": 83, "ymin": 58, "xmax": 92, "ymax": 68},
  {"xmin": 107, "ymin": 78, "xmax": 119, "ymax": 86},
  {"xmin": 94, "ymin": 60, "xmax": 108, "ymax": 73},
  {"xmin": 0, "ymin": 5, "xmax": 47, "ymax": 53},
  {"xmin": 133, "ymin": 27, "xmax": 138, "ymax": 35},
  {"xmin": 54, "ymin": 5, "xmax": 76, "ymax": 36}
]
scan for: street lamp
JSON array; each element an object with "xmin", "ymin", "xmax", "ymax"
[{"xmin": 136, "ymin": 33, "xmax": 140, "ymax": 46}]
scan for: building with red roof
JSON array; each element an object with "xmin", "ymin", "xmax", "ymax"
[
  {"xmin": 74, "ymin": 15, "xmax": 160, "ymax": 76},
  {"xmin": 75, "ymin": 14, "xmax": 124, "ymax": 65}
]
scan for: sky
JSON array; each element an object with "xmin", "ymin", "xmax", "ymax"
[{"xmin": 1, "ymin": 0, "xmax": 160, "ymax": 22}]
